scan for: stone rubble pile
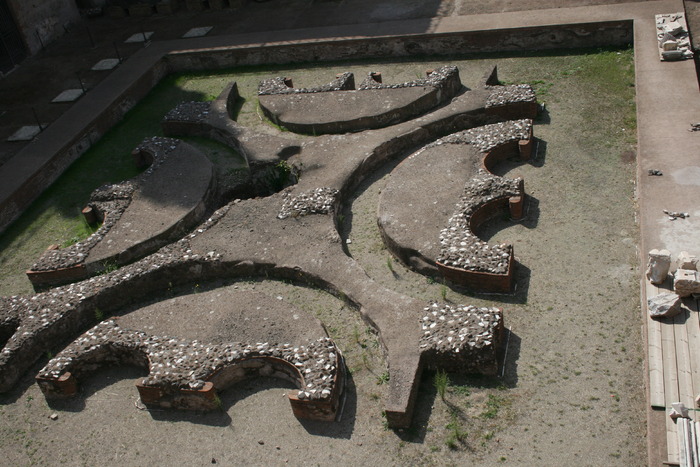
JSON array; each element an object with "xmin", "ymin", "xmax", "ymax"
[
  {"xmin": 0, "ymin": 203, "xmax": 231, "ymax": 389},
  {"xmin": 163, "ymin": 101, "xmax": 210, "ymax": 123},
  {"xmin": 30, "ymin": 137, "xmax": 183, "ymax": 273},
  {"xmin": 278, "ymin": 187, "xmax": 339, "ymax": 220},
  {"xmin": 258, "ymin": 72, "xmax": 355, "ymax": 95},
  {"xmin": 358, "ymin": 65, "xmax": 459, "ymax": 91},
  {"xmin": 436, "ymin": 170, "xmax": 520, "ymax": 274},
  {"xmin": 656, "ymin": 13, "xmax": 694, "ymax": 61},
  {"xmin": 38, "ymin": 320, "xmax": 340, "ymax": 401},
  {"xmin": 485, "ymin": 84, "xmax": 536, "ymax": 108}
]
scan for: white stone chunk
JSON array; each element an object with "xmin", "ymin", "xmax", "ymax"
[
  {"xmin": 648, "ymin": 292, "xmax": 682, "ymax": 319},
  {"xmin": 647, "ymin": 249, "xmax": 671, "ymax": 284},
  {"xmin": 674, "ymin": 268, "xmax": 700, "ymax": 297},
  {"xmin": 677, "ymin": 251, "xmax": 698, "ymax": 271}
]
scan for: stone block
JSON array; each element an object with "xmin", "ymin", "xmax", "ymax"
[
  {"xmin": 662, "ymin": 40, "xmax": 679, "ymax": 51},
  {"xmin": 674, "ymin": 268, "xmax": 700, "ymax": 297},
  {"xmin": 663, "ymin": 21, "xmax": 684, "ymax": 36},
  {"xmin": 662, "ymin": 49, "xmax": 684, "ymax": 61},
  {"xmin": 647, "ymin": 249, "xmax": 671, "ymax": 284},
  {"xmin": 648, "ymin": 292, "xmax": 682, "ymax": 318},
  {"xmin": 678, "ymin": 251, "xmax": 698, "ymax": 271}
]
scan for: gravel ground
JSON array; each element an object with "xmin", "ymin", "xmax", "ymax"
[{"xmin": 0, "ymin": 51, "xmax": 644, "ymax": 466}]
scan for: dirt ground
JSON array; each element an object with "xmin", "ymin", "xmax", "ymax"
[{"xmin": 0, "ymin": 47, "xmax": 646, "ymax": 466}]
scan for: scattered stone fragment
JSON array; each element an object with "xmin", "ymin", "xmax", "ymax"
[
  {"xmin": 656, "ymin": 13, "xmax": 694, "ymax": 61},
  {"xmin": 646, "ymin": 249, "xmax": 671, "ymax": 284},
  {"xmin": 647, "ymin": 169, "xmax": 663, "ymax": 176},
  {"xmin": 49, "ymin": 413, "xmax": 58, "ymax": 420},
  {"xmin": 647, "ymin": 292, "xmax": 682, "ymax": 319},
  {"xmin": 689, "ymin": 123, "xmax": 700, "ymax": 132},
  {"xmin": 663, "ymin": 209, "xmax": 689, "ymax": 220}
]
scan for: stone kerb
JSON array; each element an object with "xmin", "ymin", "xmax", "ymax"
[
  {"xmin": 25, "ymin": 137, "xmax": 215, "ymax": 289},
  {"xmin": 36, "ymin": 320, "xmax": 345, "ymax": 421},
  {"xmin": 257, "ymin": 66, "xmax": 462, "ymax": 135}
]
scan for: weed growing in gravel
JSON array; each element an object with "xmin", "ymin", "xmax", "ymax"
[
  {"xmin": 440, "ymin": 283, "xmax": 448, "ymax": 301},
  {"xmin": 481, "ymin": 393, "xmax": 506, "ymax": 419},
  {"xmin": 445, "ymin": 411, "xmax": 468, "ymax": 450},
  {"xmin": 434, "ymin": 370, "xmax": 448, "ymax": 401},
  {"xmin": 376, "ymin": 371, "xmax": 390, "ymax": 385}
]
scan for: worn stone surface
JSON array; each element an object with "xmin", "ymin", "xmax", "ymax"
[
  {"xmin": 648, "ymin": 292, "xmax": 682, "ymax": 318},
  {"xmin": 2, "ymin": 67, "xmax": 536, "ymax": 427}
]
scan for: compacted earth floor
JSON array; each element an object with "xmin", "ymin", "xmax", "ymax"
[{"xmin": 0, "ymin": 50, "xmax": 645, "ymax": 465}]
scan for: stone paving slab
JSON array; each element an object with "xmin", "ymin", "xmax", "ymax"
[
  {"xmin": 51, "ymin": 89, "xmax": 84, "ymax": 103},
  {"xmin": 183, "ymin": 26, "xmax": 213, "ymax": 38},
  {"xmin": 91, "ymin": 58, "xmax": 120, "ymax": 71},
  {"xmin": 125, "ymin": 32, "xmax": 154, "ymax": 43},
  {"xmin": 6, "ymin": 125, "xmax": 43, "ymax": 142}
]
